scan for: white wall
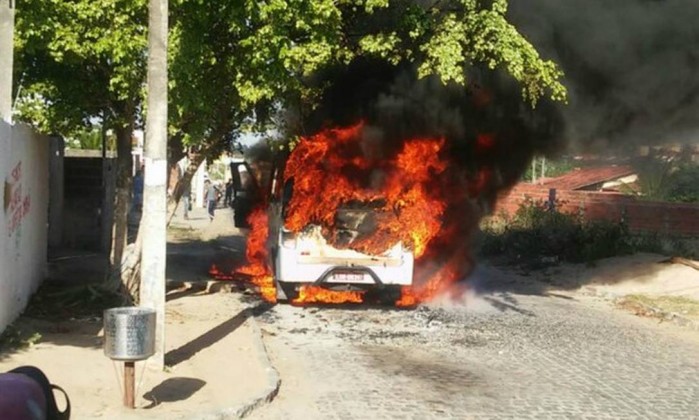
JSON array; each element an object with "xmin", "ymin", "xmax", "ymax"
[
  {"xmin": 0, "ymin": 2, "xmax": 14, "ymax": 123},
  {"xmin": 0, "ymin": 121, "xmax": 50, "ymax": 333}
]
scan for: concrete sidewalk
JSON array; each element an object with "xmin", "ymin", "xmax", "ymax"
[{"xmin": 0, "ymin": 205, "xmax": 279, "ymax": 419}]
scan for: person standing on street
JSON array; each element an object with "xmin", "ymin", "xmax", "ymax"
[
  {"xmin": 204, "ymin": 180, "xmax": 217, "ymax": 221},
  {"xmin": 182, "ymin": 179, "xmax": 192, "ymax": 220},
  {"xmin": 225, "ymin": 178, "xmax": 233, "ymax": 207},
  {"xmin": 132, "ymin": 166, "xmax": 144, "ymax": 213}
]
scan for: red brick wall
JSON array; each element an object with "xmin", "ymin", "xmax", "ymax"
[{"xmin": 492, "ymin": 184, "xmax": 699, "ymax": 237}]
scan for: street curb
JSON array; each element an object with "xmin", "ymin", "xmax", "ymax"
[
  {"xmin": 233, "ymin": 308, "xmax": 281, "ymax": 418},
  {"xmin": 584, "ymin": 286, "xmax": 699, "ymax": 331},
  {"xmin": 178, "ymin": 211, "xmax": 280, "ymax": 419},
  {"xmin": 197, "ymin": 306, "xmax": 281, "ymax": 420}
]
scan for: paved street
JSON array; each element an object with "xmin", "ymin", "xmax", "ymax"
[{"xmin": 250, "ymin": 269, "xmax": 699, "ymax": 420}]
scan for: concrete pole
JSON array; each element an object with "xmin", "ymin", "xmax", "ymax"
[
  {"xmin": 0, "ymin": 1, "xmax": 14, "ymax": 123},
  {"xmin": 139, "ymin": 0, "xmax": 168, "ymax": 369}
]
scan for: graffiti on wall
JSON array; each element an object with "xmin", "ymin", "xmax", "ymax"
[{"xmin": 4, "ymin": 161, "xmax": 31, "ymax": 235}]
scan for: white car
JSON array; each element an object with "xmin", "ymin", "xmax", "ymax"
[
  {"xmin": 271, "ymin": 211, "xmax": 414, "ymax": 302},
  {"xmin": 231, "ymin": 161, "xmax": 415, "ymax": 303}
]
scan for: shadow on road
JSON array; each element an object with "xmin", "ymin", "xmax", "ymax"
[
  {"xmin": 165, "ymin": 302, "xmax": 272, "ymax": 367},
  {"xmin": 467, "ymin": 253, "xmax": 680, "ymax": 297},
  {"xmin": 481, "ymin": 295, "xmax": 535, "ymax": 316},
  {"xmin": 166, "ymin": 236, "xmax": 247, "ymax": 284}
]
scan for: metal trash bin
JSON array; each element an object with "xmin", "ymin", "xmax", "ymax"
[{"xmin": 103, "ymin": 307, "xmax": 156, "ymax": 361}]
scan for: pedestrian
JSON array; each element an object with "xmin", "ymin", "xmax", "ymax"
[
  {"xmin": 204, "ymin": 179, "xmax": 217, "ymax": 221},
  {"xmin": 225, "ymin": 178, "xmax": 233, "ymax": 207},
  {"xmin": 182, "ymin": 179, "xmax": 192, "ymax": 220},
  {"xmin": 132, "ymin": 166, "xmax": 144, "ymax": 213}
]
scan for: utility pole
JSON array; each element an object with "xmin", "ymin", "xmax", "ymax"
[{"xmin": 140, "ymin": 0, "xmax": 168, "ymax": 369}]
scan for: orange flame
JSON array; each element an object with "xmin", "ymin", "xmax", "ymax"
[
  {"xmin": 219, "ymin": 122, "xmax": 489, "ymax": 307},
  {"xmin": 396, "ymin": 251, "xmax": 468, "ymax": 307},
  {"xmin": 396, "ymin": 243, "xmax": 472, "ymax": 307},
  {"xmin": 209, "ymin": 208, "xmax": 276, "ymax": 302},
  {"xmin": 209, "ymin": 264, "xmax": 234, "ymax": 281},
  {"xmin": 476, "ymin": 133, "xmax": 495, "ymax": 152},
  {"xmin": 237, "ymin": 208, "xmax": 276, "ymax": 302},
  {"xmin": 292, "ymin": 286, "xmax": 364, "ymax": 305},
  {"xmin": 284, "ymin": 123, "xmax": 447, "ymax": 258}
]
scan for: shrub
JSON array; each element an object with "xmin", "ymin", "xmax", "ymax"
[
  {"xmin": 479, "ymin": 198, "xmax": 635, "ymax": 265},
  {"xmin": 666, "ymin": 163, "xmax": 699, "ymax": 203},
  {"xmin": 633, "ymin": 155, "xmax": 699, "ymax": 203}
]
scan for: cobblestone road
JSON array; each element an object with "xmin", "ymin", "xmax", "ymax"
[{"xmin": 250, "ymin": 271, "xmax": 699, "ymax": 420}]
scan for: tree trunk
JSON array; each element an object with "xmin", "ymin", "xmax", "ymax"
[
  {"xmin": 167, "ymin": 133, "xmax": 185, "ymax": 193},
  {"xmin": 107, "ymin": 120, "xmax": 134, "ymax": 292}
]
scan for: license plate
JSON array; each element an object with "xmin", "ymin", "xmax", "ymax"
[{"xmin": 328, "ymin": 271, "xmax": 365, "ymax": 283}]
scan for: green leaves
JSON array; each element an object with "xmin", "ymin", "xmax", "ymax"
[
  {"xmin": 359, "ymin": 32, "xmax": 402, "ymax": 63},
  {"xmin": 416, "ymin": 0, "xmax": 566, "ymax": 106},
  {"xmin": 15, "ymin": 0, "xmax": 148, "ymax": 133},
  {"xmin": 15, "ymin": 0, "xmax": 567, "ymax": 149},
  {"xmin": 363, "ymin": 0, "xmax": 390, "ymax": 13},
  {"xmin": 418, "ymin": 13, "xmax": 467, "ymax": 84},
  {"xmin": 169, "ymin": 0, "xmax": 357, "ymax": 143}
]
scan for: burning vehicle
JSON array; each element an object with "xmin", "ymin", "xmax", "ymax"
[
  {"xmin": 227, "ymin": 116, "xmax": 492, "ymax": 306},
  {"xmin": 224, "ymin": 117, "xmax": 538, "ymax": 306},
  {"xmin": 230, "ymin": 125, "xmax": 428, "ymax": 305},
  {"xmin": 270, "ymin": 193, "xmax": 415, "ymax": 304},
  {"xmin": 215, "ymin": 60, "xmax": 562, "ymax": 306}
]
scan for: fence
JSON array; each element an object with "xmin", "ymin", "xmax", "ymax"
[
  {"xmin": 493, "ymin": 183, "xmax": 699, "ymax": 237},
  {"xmin": 0, "ymin": 122, "xmax": 51, "ymax": 333}
]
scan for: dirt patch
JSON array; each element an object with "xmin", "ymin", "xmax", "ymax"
[
  {"xmin": 616, "ymin": 294, "xmax": 699, "ymax": 322},
  {"xmin": 167, "ymin": 225, "xmax": 199, "ymax": 243},
  {"xmin": 1, "ymin": 207, "xmax": 276, "ymax": 418}
]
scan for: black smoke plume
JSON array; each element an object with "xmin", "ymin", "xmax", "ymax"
[
  {"xmin": 509, "ymin": 0, "xmax": 699, "ymax": 149},
  {"xmin": 301, "ymin": 58, "xmax": 562, "ymax": 207},
  {"xmin": 294, "ymin": 58, "xmax": 561, "ymax": 290},
  {"xmin": 300, "ymin": 0, "xmax": 699, "ymax": 166}
]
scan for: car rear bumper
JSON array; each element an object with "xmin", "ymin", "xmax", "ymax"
[{"xmin": 275, "ymin": 247, "xmax": 414, "ymax": 286}]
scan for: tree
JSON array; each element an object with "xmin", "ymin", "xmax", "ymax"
[
  {"xmin": 165, "ymin": 0, "xmax": 567, "ymax": 205},
  {"xmin": 164, "ymin": 0, "xmax": 355, "ymax": 203},
  {"xmin": 14, "ymin": 0, "xmax": 148, "ymax": 291}
]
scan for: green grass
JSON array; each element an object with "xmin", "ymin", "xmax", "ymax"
[
  {"xmin": 167, "ymin": 225, "xmax": 198, "ymax": 241},
  {"xmin": 0, "ymin": 323, "xmax": 42, "ymax": 352}
]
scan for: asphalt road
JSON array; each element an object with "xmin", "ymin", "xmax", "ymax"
[{"xmin": 250, "ymin": 269, "xmax": 699, "ymax": 420}]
